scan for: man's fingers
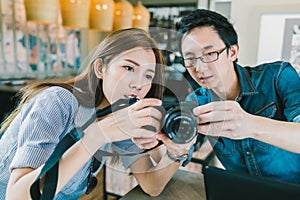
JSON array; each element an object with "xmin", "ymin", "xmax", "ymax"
[{"xmin": 193, "ymin": 101, "xmax": 237, "ymax": 115}]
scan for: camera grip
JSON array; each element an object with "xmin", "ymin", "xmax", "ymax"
[
  {"xmin": 96, "ymin": 97, "xmax": 139, "ymax": 118},
  {"xmin": 142, "ymin": 125, "xmax": 157, "ymax": 132}
]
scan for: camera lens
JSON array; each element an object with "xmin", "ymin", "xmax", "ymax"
[{"xmin": 162, "ymin": 106, "xmax": 198, "ymax": 144}]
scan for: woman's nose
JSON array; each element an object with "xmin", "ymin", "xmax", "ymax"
[{"xmin": 129, "ymin": 80, "xmax": 143, "ymax": 90}]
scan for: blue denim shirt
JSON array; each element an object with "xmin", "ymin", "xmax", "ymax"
[{"xmin": 186, "ymin": 61, "xmax": 300, "ymax": 184}]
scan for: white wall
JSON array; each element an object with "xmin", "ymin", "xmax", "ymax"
[
  {"xmin": 231, "ymin": 0, "xmax": 300, "ymax": 66},
  {"xmin": 257, "ymin": 13, "xmax": 300, "ymax": 65}
]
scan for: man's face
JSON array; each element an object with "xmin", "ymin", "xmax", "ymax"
[{"xmin": 181, "ymin": 26, "xmax": 237, "ymax": 92}]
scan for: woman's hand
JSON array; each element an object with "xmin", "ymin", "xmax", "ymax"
[
  {"xmin": 97, "ymin": 98, "xmax": 163, "ymax": 142},
  {"xmin": 193, "ymin": 101, "xmax": 256, "ymax": 140},
  {"xmin": 156, "ymin": 133, "xmax": 195, "ymax": 157},
  {"xmin": 131, "ymin": 136, "xmax": 160, "ymax": 150}
]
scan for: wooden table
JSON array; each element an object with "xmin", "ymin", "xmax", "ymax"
[{"xmin": 121, "ymin": 170, "xmax": 206, "ymax": 200}]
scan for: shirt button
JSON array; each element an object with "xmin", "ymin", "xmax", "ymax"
[{"xmin": 246, "ymin": 151, "xmax": 251, "ymax": 155}]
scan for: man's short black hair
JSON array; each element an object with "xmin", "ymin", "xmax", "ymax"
[{"xmin": 176, "ymin": 9, "xmax": 238, "ymax": 54}]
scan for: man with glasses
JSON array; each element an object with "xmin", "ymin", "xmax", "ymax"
[{"xmin": 176, "ymin": 9, "xmax": 300, "ymax": 184}]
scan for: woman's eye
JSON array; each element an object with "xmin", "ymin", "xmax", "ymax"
[
  {"xmin": 124, "ymin": 65, "xmax": 134, "ymax": 71},
  {"xmin": 145, "ymin": 74, "xmax": 153, "ymax": 80},
  {"xmin": 186, "ymin": 57, "xmax": 195, "ymax": 61}
]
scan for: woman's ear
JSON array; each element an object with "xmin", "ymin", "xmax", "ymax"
[
  {"xmin": 229, "ymin": 44, "xmax": 239, "ymax": 62},
  {"xmin": 93, "ymin": 58, "xmax": 104, "ymax": 79}
]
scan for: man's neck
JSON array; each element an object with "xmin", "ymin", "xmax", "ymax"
[{"xmin": 212, "ymin": 71, "xmax": 240, "ymax": 101}]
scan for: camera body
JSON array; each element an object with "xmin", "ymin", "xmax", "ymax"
[{"xmin": 96, "ymin": 98, "xmax": 198, "ymax": 144}]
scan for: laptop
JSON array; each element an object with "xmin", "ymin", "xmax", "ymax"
[{"xmin": 203, "ymin": 166, "xmax": 300, "ymax": 200}]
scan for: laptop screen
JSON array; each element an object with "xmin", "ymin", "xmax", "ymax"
[{"xmin": 203, "ymin": 166, "xmax": 300, "ymax": 200}]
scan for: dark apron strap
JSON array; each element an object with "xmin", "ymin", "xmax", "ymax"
[{"xmin": 30, "ymin": 128, "xmax": 83, "ymax": 200}]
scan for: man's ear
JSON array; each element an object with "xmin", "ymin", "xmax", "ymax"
[
  {"xmin": 93, "ymin": 58, "xmax": 104, "ymax": 79},
  {"xmin": 229, "ymin": 44, "xmax": 239, "ymax": 62}
]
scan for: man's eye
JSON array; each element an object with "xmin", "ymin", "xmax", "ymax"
[
  {"xmin": 205, "ymin": 52, "xmax": 215, "ymax": 57},
  {"xmin": 124, "ymin": 65, "xmax": 134, "ymax": 71}
]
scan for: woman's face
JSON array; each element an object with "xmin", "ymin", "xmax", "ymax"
[{"xmin": 101, "ymin": 47, "xmax": 156, "ymax": 105}]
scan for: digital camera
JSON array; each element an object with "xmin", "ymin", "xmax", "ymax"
[{"xmin": 95, "ymin": 98, "xmax": 198, "ymax": 144}]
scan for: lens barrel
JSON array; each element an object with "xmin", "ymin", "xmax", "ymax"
[{"xmin": 161, "ymin": 102, "xmax": 198, "ymax": 144}]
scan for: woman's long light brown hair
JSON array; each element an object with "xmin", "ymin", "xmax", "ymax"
[{"xmin": 1, "ymin": 28, "xmax": 165, "ymax": 132}]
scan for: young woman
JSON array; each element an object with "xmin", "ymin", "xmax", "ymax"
[{"xmin": 0, "ymin": 28, "xmax": 194, "ymax": 199}]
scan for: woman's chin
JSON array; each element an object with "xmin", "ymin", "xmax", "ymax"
[{"xmin": 198, "ymin": 82, "xmax": 210, "ymax": 89}]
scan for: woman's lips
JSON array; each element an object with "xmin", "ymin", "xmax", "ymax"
[
  {"xmin": 199, "ymin": 75, "xmax": 213, "ymax": 82},
  {"xmin": 124, "ymin": 94, "xmax": 139, "ymax": 99},
  {"xmin": 129, "ymin": 94, "xmax": 137, "ymax": 98}
]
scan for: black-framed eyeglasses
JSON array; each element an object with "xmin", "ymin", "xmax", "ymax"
[
  {"xmin": 182, "ymin": 46, "xmax": 228, "ymax": 68},
  {"xmin": 85, "ymin": 157, "xmax": 101, "ymax": 195}
]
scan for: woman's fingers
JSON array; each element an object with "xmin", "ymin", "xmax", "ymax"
[
  {"xmin": 156, "ymin": 133, "xmax": 194, "ymax": 156},
  {"xmin": 132, "ymin": 137, "xmax": 159, "ymax": 149},
  {"xmin": 131, "ymin": 98, "xmax": 162, "ymax": 111},
  {"xmin": 132, "ymin": 106, "xmax": 163, "ymax": 125}
]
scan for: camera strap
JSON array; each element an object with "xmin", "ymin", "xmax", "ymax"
[{"xmin": 29, "ymin": 97, "xmax": 143, "ymax": 199}]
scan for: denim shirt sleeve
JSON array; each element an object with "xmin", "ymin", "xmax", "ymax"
[
  {"xmin": 276, "ymin": 62, "xmax": 300, "ymax": 122},
  {"xmin": 294, "ymin": 115, "xmax": 300, "ymax": 122},
  {"xmin": 185, "ymin": 87, "xmax": 210, "ymax": 105}
]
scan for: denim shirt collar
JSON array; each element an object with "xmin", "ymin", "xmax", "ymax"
[{"xmin": 234, "ymin": 63, "xmax": 258, "ymax": 99}]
